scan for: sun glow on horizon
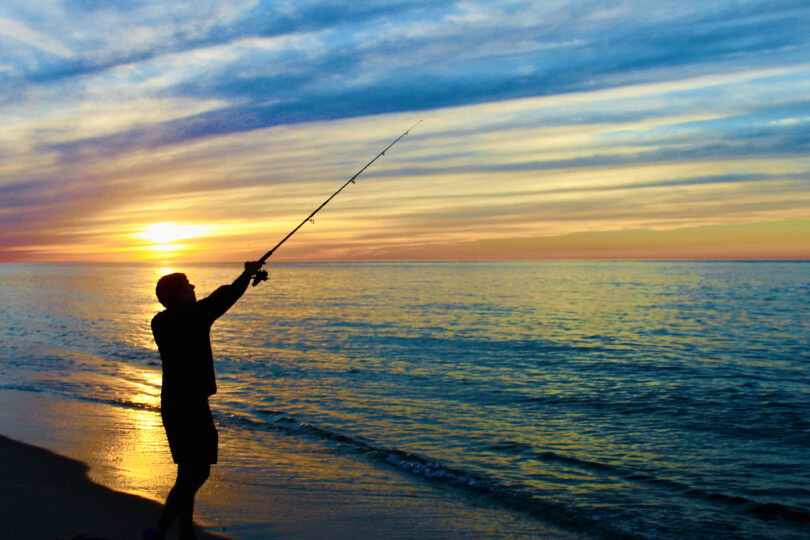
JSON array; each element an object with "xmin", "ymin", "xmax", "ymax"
[
  {"xmin": 131, "ymin": 222, "xmax": 218, "ymax": 259},
  {"xmin": 136, "ymin": 222, "xmax": 212, "ymax": 244}
]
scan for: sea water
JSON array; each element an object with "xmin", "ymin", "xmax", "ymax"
[{"xmin": 0, "ymin": 261, "xmax": 808, "ymax": 538}]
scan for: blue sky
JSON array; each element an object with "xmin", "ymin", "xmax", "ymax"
[{"xmin": 1, "ymin": 1, "xmax": 808, "ymax": 260}]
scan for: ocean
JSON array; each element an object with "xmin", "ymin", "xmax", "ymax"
[{"xmin": 1, "ymin": 261, "xmax": 808, "ymax": 538}]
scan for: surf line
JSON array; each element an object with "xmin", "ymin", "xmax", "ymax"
[{"xmin": 250, "ymin": 120, "xmax": 422, "ymax": 286}]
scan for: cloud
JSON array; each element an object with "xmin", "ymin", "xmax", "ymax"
[
  {"xmin": 0, "ymin": 16, "xmax": 73, "ymax": 57},
  {"xmin": 2, "ymin": 1, "xmax": 810, "ymax": 261},
  {"xmin": 6, "ymin": 2, "xmax": 810, "ymax": 112}
]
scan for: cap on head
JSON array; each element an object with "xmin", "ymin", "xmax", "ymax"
[{"xmin": 156, "ymin": 272, "xmax": 189, "ymax": 308}]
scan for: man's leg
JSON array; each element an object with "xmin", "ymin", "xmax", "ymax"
[{"xmin": 151, "ymin": 462, "xmax": 211, "ymax": 540}]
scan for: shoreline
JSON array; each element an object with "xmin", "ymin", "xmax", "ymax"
[
  {"xmin": 0, "ymin": 389, "xmax": 585, "ymax": 539},
  {"xmin": 0, "ymin": 433, "xmax": 227, "ymax": 540}
]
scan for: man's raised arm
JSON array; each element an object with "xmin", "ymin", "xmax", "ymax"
[{"xmin": 199, "ymin": 261, "xmax": 265, "ymax": 322}]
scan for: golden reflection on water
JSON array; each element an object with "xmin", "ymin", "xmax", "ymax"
[
  {"xmin": 119, "ymin": 266, "xmax": 175, "ymax": 352},
  {"xmin": 124, "ymin": 366, "xmax": 163, "ymax": 409}
]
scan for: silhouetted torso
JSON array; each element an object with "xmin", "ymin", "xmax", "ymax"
[{"xmin": 152, "ymin": 275, "xmax": 250, "ymax": 400}]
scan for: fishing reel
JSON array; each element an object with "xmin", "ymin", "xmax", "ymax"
[{"xmin": 251, "ymin": 269, "xmax": 269, "ymax": 287}]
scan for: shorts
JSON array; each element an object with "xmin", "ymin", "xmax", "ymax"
[{"xmin": 161, "ymin": 397, "xmax": 218, "ymax": 465}]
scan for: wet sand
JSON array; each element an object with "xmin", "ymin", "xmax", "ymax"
[
  {"xmin": 0, "ymin": 389, "xmax": 584, "ymax": 539},
  {"xmin": 0, "ymin": 433, "xmax": 226, "ymax": 540}
]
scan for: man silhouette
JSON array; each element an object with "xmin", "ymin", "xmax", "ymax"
[{"xmin": 145, "ymin": 261, "xmax": 264, "ymax": 540}]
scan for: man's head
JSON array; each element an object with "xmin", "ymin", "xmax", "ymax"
[{"xmin": 156, "ymin": 272, "xmax": 196, "ymax": 308}]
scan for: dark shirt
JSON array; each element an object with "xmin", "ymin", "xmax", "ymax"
[{"xmin": 152, "ymin": 272, "xmax": 251, "ymax": 401}]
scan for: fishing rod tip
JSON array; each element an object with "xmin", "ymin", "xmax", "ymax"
[{"xmin": 406, "ymin": 119, "xmax": 423, "ymax": 134}]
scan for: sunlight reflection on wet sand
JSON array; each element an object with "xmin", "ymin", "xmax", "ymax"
[
  {"xmin": 0, "ymin": 389, "xmax": 175, "ymax": 503},
  {"xmin": 0, "ymin": 388, "xmax": 577, "ymax": 539}
]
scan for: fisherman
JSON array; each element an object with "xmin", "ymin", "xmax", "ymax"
[
  {"xmin": 142, "ymin": 122, "xmax": 415, "ymax": 539},
  {"xmin": 144, "ymin": 261, "xmax": 265, "ymax": 540}
]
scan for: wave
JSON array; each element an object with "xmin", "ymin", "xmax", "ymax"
[
  {"xmin": 0, "ymin": 382, "xmax": 162, "ymax": 413},
  {"xmin": 236, "ymin": 408, "xmax": 640, "ymax": 539},
  {"xmin": 219, "ymin": 409, "xmax": 810, "ymax": 536},
  {"xmin": 232, "ymin": 404, "xmax": 810, "ymax": 535},
  {"xmin": 5, "ymin": 376, "xmax": 808, "ymax": 537},
  {"xmin": 508, "ymin": 444, "xmax": 810, "ymax": 528}
]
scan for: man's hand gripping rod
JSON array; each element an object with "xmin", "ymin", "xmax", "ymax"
[{"xmin": 251, "ymin": 120, "xmax": 422, "ymax": 286}]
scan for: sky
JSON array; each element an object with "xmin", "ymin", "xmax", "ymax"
[{"xmin": 1, "ymin": 0, "xmax": 809, "ymax": 262}]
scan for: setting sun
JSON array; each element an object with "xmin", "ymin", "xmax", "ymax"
[{"xmin": 137, "ymin": 222, "xmax": 211, "ymax": 244}]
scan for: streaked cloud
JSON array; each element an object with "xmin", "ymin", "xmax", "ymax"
[
  {"xmin": 0, "ymin": 16, "xmax": 73, "ymax": 58},
  {"xmin": 1, "ymin": 1, "xmax": 809, "ymax": 261}
]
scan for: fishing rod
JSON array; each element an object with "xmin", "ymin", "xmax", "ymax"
[{"xmin": 251, "ymin": 120, "xmax": 422, "ymax": 286}]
